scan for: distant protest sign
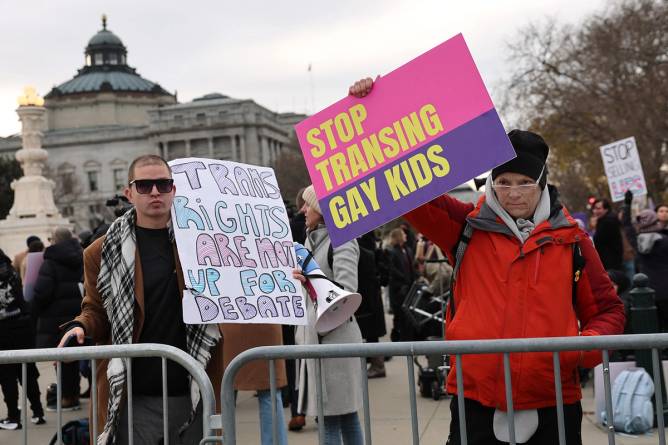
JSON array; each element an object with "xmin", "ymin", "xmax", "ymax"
[
  {"xmin": 295, "ymin": 33, "xmax": 515, "ymax": 247},
  {"xmin": 599, "ymin": 137, "xmax": 647, "ymax": 202},
  {"xmin": 168, "ymin": 158, "xmax": 306, "ymax": 326}
]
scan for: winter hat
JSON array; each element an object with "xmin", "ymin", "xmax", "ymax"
[
  {"xmin": 637, "ymin": 209, "xmax": 662, "ymax": 233},
  {"xmin": 301, "ymin": 185, "xmax": 322, "ymax": 215},
  {"xmin": 492, "ymin": 130, "xmax": 549, "ymax": 188}
]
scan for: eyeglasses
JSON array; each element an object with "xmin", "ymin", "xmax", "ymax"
[
  {"xmin": 492, "ymin": 165, "xmax": 544, "ymax": 194},
  {"xmin": 129, "ymin": 178, "xmax": 174, "ymax": 194},
  {"xmin": 491, "ymin": 183, "xmax": 539, "ymax": 194}
]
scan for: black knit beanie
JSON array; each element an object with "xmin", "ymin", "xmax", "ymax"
[{"xmin": 492, "ymin": 130, "xmax": 549, "ymax": 188}]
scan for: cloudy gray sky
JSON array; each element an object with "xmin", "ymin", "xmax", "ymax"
[{"xmin": 0, "ymin": 0, "xmax": 608, "ymax": 137}]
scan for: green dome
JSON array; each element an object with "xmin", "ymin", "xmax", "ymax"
[
  {"xmin": 44, "ymin": 15, "xmax": 173, "ymax": 99},
  {"xmin": 87, "ymin": 29, "xmax": 124, "ymax": 47}
]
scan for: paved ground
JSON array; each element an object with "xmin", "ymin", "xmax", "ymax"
[{"xmin": 1, "ymin": 326, "xmax": 665, "ymax": 444}]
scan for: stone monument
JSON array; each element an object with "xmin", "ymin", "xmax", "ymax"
[{"xmin": 0, "ymin": 87, "xmax": 70, "ymax": 256}]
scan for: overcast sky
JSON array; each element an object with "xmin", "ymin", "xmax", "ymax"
[{"xmin": 0, "ymin": 0, "xmax": 608, "ymax": 138}]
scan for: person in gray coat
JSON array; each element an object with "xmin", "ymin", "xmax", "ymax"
[{"xmin": 295, "ymin": 185, "xmax": 364, "ymax": 445}]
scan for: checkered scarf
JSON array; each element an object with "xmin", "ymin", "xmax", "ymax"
[{"xmin": 96, "ymin": 208, "xmax": 220, "ymax": 445}]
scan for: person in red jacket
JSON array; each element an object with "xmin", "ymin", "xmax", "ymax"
[{"xmin": 349, "ymin": 78, "xmax": 625, "ymax": 445}]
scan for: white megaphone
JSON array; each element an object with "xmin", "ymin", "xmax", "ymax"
[{"xmin": 294, "ymin": 243, "xmax": 362, "ymax": 333}]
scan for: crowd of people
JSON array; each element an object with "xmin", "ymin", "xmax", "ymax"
[
  {"xmin": 0, "ymin": 85, "xmax": 664, "ymax": 444},
  {"xmin": 0, "ymin": 229, "xmax": 92, "ymax": 431},
  {"xmin": 573, "ymin": 193, "xmax": 668, "ymax": 335}
]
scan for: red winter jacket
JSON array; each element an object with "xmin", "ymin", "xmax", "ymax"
[{"xmin": 405, "ymin": 189, "xmax": 625, "ymax": 410}]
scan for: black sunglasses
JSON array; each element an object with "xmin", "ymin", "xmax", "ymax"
[{"xmin": 129, "ymin": 178, "xmax": 174, "ymax": 194}]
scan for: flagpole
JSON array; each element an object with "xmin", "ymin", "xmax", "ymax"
[{"xmin": 308, "ymin": 62, "xmax": 315, "ymax": 114}]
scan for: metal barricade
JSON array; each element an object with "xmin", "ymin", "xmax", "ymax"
[
  {"xmin": 220, "ymin": 333, "xmax": 668, "ymax": 445},
  {"xmin": 0, "ymin": 343, "xmax": 217, "ymax": 445}
]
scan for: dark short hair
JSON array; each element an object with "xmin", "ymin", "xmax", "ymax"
[
  {"xmin": 656, "ymin": 204, "xmax": 668, "ymax": 212},
  {"xmin": 28, "ymin": 240, "xmax": 44, "ymax": 252},
  {"xmin": 128, "ymin": 155, "xmax": 171, "ymax": 182},
  {"xmin": 26, "ymin": 235, "xmax": 41, "ymax": 247},
  {"xmin": 593, "ymin": 198, "xmax": 611, "ymax": 211}
]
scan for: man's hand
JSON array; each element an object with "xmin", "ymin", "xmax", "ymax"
[
  {"xmin": 292, "ymin": 268, "xmax": 306, "ymax": 284},
  {"xmin": 624, "ymin": 189, "xmax": 633, "ymax": 206},
  {"xmin": 57, "ymin": 327, "xmax": 85, "ymax": 348},
  {"xmin": 348, "ymin": 76, "xmax": 378, "ymax": 98}
]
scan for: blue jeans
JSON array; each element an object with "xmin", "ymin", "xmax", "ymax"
[
  {"xmin": 323, "ymin": 412, "xmax": 364, "ymax": 445},
  {"xmin": 623, "ymin": 259, "xmax": 635, "ymax": 284},
  {"xmin": 257, "ymin": 389, "xmax": 288, "ymax": 445}
]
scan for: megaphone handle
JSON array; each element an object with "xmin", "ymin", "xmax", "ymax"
[{"xmin": 305, "ymin": 281, "xmax": 318, "ymax": 304}]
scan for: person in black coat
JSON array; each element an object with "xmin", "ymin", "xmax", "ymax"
[
  {"xmin": 623, "ymin": 205, "xmax": 668, "ymax": 331},
  {"xmin": 387, "ymin": 227, "xmax": 416, "ymax": 342},
  {"xmin": 357, "ymin": 232, "xmax": 388, "ymax": 378},
  {"xmin": 290, "ymin": 188, "xmax": 307, "ymax": 245},
  {"xmin": 32, "ymin": 227, "xmax": 84, "ymax": 411},
  {"xmin": 0, "ymin": 249, "xmax": 45, "ymax": 429},
  {"xmin": 592, "ymin": 198, "xmax": 624, "ymax": 272}
]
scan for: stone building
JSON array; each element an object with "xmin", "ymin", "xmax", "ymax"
[{"xmin": 0, "ymin": 17, "xmax": 304, "ymax": 232}]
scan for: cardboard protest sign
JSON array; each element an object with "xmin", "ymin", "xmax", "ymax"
[
  {"xmin": 295, "ymin": 33, "xmax": 515, "ymax": 247},
  {"xmin": 168, "ymin": 158, "xmax": 306, "ymax": 326},
  {"xmin": 599, "ymin": 136, "xmax": 647, "ymax": 202}
]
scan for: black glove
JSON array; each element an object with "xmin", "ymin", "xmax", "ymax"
[{"xmin": 624, "ymin": 189, "xmax": 633, "ymax": 205}]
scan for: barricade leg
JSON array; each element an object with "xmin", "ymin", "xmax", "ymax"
[
  {"xmin": 552, "ymin": 352, "xmax": 566, "ymax": 445},
  {"xmin": 162, "ymin": 357, "xmax": 169, "ymax": 445},
  {"xmin": 315, "ymin": 358, "xmax": 325, "ymax": 445},
  {"xmin": 21, "ymin": 363, "xmax": 27, "ymax": 445},
  {"xmin": 127, "ymin": 358, "xmax": 134, "ymax": 445},
  {"xmin": 601, "ymin": 350, "xmax": 616, "ymax": 445},
  {"xmin": 92, "ymin": 359, "xmax": 98, "ymax": 442},
  {"xmin": 57, "ymin": 361, "xmax": 63, "ymax": 445},
  {"xmin": 360, "ymin": 357, "xmax": 372, "ymax": 445},
  {"xmin": 269, "ymin": 359, "xmax": 278, "ymax": 445},
  {"xmin": 652, "ymin": 348, "xmax": 666, "ymax": 445},
  {"xmin": 502, "ymin": 353, "xmax": 516, "ymax": 445},
  {"xmin": 455, "ymin": 354, "xmax": 467, "ymax": 445},
  {"xmin": 406, "ymin": 356, "xmax": 419, "ymax": 444}
]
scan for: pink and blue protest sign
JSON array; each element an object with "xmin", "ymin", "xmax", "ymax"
[{"xmin": 295, "ymin": 33, "xmax": 516, "ymax": 247}]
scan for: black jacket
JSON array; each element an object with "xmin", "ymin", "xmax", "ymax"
[
  {"xmin": 636, "ymin": 230, "xmax": 668, "ymax": 301},
  {"xmin": 290, "ymin": 213, "xmax": 306, "ymax": 245},
  {"xmin": 355, "ymin": 234, "xmax": 387, "ymax": 340},
  {"xmin": 621, "ymin": 205, "xmax": 668, "ymax": 301},
  {"xmin": 388, "ymin": 244, "xmax": 415, "ymax": 306},
  {"xmin": 594, "ymin": 212, "xmax": 624, "ymax": 271},
  {"xmin": 0, "ymin": 252, "xmax": 33, "ymax": 350},
  {"xmin": 32, "ymin": 238, "xmax": 83, "ymax": 348}
]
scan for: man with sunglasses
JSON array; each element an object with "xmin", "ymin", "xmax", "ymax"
[
  {"xmin": 349, "ymin": 78, "xmax": 625, "ymax": 445},
  {"xmin": 58, "ymin": 155, "xmax": 225, "ymax": 445}
]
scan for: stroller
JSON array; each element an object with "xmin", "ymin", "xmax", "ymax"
[{"xmin": 401, "ymin": 279, "xmax": 450, "ymax": 400}]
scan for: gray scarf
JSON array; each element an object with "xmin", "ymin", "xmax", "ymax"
[
  {"xmin": 96, "ymin": 208, "xmax": 220, "ymax": 444},
  {"xmin": 484, "ymin": 175, "xmax": 551, "ymax": 243}
]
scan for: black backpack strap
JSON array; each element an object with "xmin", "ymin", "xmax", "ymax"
[
  {"xmin": 327, "ymin": 243, "xmax": 334, "ymax": 269},
  {"xmin": 448, "ymin": 222, "xmax": 473, "ymax": 317},
  {"xmin": 572, "ymin": 241, "xmax": 585, "ymax": 309},
  {"xmin": 302, "ymin": 245, "xmax": 343, "ymax": 288},
  {"xmin": 302, "ymin": 250, "xmax": 316, "ymax": 273}
]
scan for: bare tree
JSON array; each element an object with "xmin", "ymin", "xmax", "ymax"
[
  {"xmin": 0, "ymin": 155, "xmax": 22, "ymax": 219},
  {"xmin": 273, "ymin": 131, "xmax": 311, "ymax": 205},
  {"xmin": 503, "ymin": 0, "xmax": 668, "ymax": 209}
]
